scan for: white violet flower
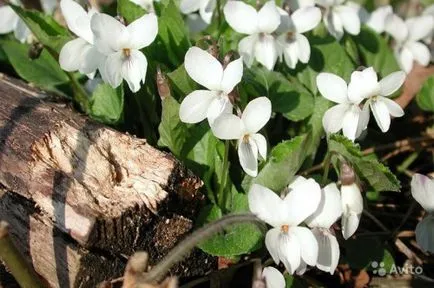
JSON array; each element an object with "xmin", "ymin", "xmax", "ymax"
[
  {"xmin": 345, "ymin": 3, "xmax": 393, "ymax": 34},
  {"xmin": 179, "ymin": 46, "xmax": 243, "ymax": 125},
  {"xmin": 340, "ymin": 182, "xmax": 363, "ymax": 239},
  {"xmin": 262, "ymin": 267, "xmax": 285, "ymax": 288},
  {"xmin": 304, "ymin": 183, "xmax": 342, "ymax": 274},
  {"xmin": 349, "ymin": 67, "xmax": 405, "ymax": 133},
  {"xmin": 0, "ymin": 0, "xmax": 31, "ymax": 43},
  {"xmin": 223, "ymin": 1, "xmax": 281, "ymax": 70},
  {"xmin": 248, "ymin": 177, "xmax": 321, "ymax": 274},
  {"xmin": 315, "ymin": 0, "xmax": 361, "ymax": 41},
  {"xmin": 211, "ymin": 97, "xmax": 271, "ymax": 177},
  {"xmin": 316, "ymin": 72, "xmax": 369, "ymax": 141},
  {"xmin": 411, "ymin": 173, "xmax": 434, "ymax": 253},
  {"xmin": 276, "ymin": 6, "xmax": 322, "ymax": 69},
  {"xmin": 91, "ymin": 12, "xmax": 158, "ymax": 92},
  {"xmin": 385, "ymin": 14, "xmax": 434, "ymax": 73},
  {"xmin": 59, "ymin": 0, "xmax": 105, "ymax": 79},
  {"xmin": 180, "ymin": 0, "xmax": 215, "ymax": 26}
]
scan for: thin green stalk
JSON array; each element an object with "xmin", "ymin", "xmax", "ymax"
[
  {"xmin": 0, "ymin": 221, "xmax": 44, "ymax": 288},
  {"xmin": 216, "ymin": 0, "xmax": 223, "ymax": 28},
  {"xmin": 218, "ymin": 140, "xmax": 230, "ymax": 209},
  {"xmin": 321, "ymin": 152, "xmax": 332, "ymax": 185},
  {"xmin": 66, "ymin": 72, "xmax": 90, "ymax": 113}
]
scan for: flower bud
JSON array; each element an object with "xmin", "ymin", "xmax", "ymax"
[
  {"xmin": 156, "ymin": 67, "xmax": 171, "ymax": 100},
  {"xmin": 340, "ymin": 162, "xmax": 356, "ymax": 186}
]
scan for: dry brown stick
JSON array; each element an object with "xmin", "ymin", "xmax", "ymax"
[
  {"xmin": 363, "ymin": 136, "xmax": 434, "ymax": 155},
  {"xmin": 0, "ymin": 221, "xmax": 44, "ymax": 288},
  {"xmin": 395, "ymin": 64, "xmax": 434, "ymax": 109}
]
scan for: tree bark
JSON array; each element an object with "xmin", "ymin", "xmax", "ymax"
[{"xmin": 0, "ymin": 75, "xmax": 215, "ymax": 287}]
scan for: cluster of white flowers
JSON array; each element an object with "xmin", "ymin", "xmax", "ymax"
[
  {"xmin": 59, "ymin": 0, "xmax": 158, "ymax": 92},
  {"xmin": 179, "ymin": 46, "xmax": 270, "ymax": 177},
  {"xmin": 318, "ymin": 67, "xmax": 406, "ymax": 141},
  {"xmin": 0, "ymin": 0, "xmax": 32, "ymax": 43},
  {"xmin": 249, "ymin": 175, "xmax": 363, "ymax": 277}
]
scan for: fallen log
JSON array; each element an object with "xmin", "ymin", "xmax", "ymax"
[{"xmin": 0, "ymin": 74, "xmax": 215, "ymax": 287}]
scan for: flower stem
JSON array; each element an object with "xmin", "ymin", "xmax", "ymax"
[
  {"xmin": 218, "ymin": 140, "xmax": 230, "ymax": 209},
  {"xmin": 321, "ymin": 152, "xmax": 332, "ymax": 185},
  {"xmin": 66, "ymin": 72, "xmax": 91, "ymax": 113},
  {"xmin": 216, "ymin": 0, "xmax": 223, "ymax": 28}
]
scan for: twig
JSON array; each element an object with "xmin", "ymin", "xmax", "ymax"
[{"xmin": 0, "ymin": 221, "xmax": 44, "ymax": 288}]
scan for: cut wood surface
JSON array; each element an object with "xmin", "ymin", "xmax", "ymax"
[{"xmin": 0, "ymin": 74, "xmax": 215, "ymax": 287}]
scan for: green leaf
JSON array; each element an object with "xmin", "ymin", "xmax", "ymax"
[
  {"xmin": 416, "ymin": 75, "xmax": 434, "ymax": 112},
  {"xmin": 89, "ymin": 83, "xmax": 124, "ymax": 124},
  {"xmin": 11, "ymin": 5, "xmax": 70, "ymax": 53},
  {"xmin": 328, "ymin": 134, "xmax": 400, "ymax": 192},
  {"xmin": 344, "ymin": 238, "xmax": 395, "ymax": 272},
  {"xmin": 197, "ymin": 193, "xmax": 263, "ymax": 257},
  {"xmin": 305, "ymin": 96, "xmax": 332, "ymax": 157},
  {"xmin": 167, "ymin": 64, "xmax": 197, "ymax": 98},
  {"xmin": 253, "ymin": 135, "xmax": 307, "ymax": 192},
  {"xmin": 1, "ymin": 40, "xmax": 69, "ymax": 87},
  {"xmin": 117, "ymin": 0, "xmax": 146, "ymax": 23},
  {"xmin": 295, "ymin": 35, "xmax": 356, "ymax": 95},
  {"xmin": 158, "ymin": 95, "xmax": 188, "ymax": 157},
  {"xmin": 151, "ymin": 0, "xmax": 190, "ymax": 67},
  {"xmin": 243, "ymin": 67, "xmax": 314, "ymax": 121},
  {"xmin": 355, "ymin": 26, "xmax": 400, "ymax": 78}
]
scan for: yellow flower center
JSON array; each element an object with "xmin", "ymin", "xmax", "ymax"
[{"xmin": 123, "ymin": 48, "xmax": 131, "ymax": 57}]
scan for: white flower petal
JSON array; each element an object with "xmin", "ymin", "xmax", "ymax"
[
  {"xmin": 60, "ymin": 0, "xmax": 93, "ymax": 42},
  {"xmin": 287, "ymin": 175, "xmax": 308, "ymax": 190},
  {"xmin": 239, "ymin": 34, "xmax": 258, "ymax": 67},
  {"xmin": 257, "ymin": 1, "xmax": 281, "ymax": 33},
  {"xmin": 341, "ymin": 183, "xmax": 363, "ymax": 214},
  {"xmin": 248, "ymin": 184, "xmax": 285, "ymax": 227},
  {"xmin": 242, "ymin": 97, "xmax": 272, "ymax": 134},
  {"xmin": 179, "ymin": 90, "xmax": 218, "ymax": 124},
  {"xmin": 223, "ymin": 1, "xmax": 258, "ymax": 35},
  {"xmin": 342, "ymin": 105, "xmax": 361, "ymax": 141},
  {"xmin": 91, "ymin": 13, "xmax": 129, "ymax": 55},
  {"xmin": 355, "ymin": 103, "xmax": 370, "ymax": 138},
  {"xmin": 184, "ymin": 46, "xmax": 223, "ymax": 91},
  {"xmin": 79, "ymin": 45, "xmax": 106, "ymax": 75},
  {"xmin": 385, "ymin": 14, "xmax": 408, "ymax": 42},
  {"xmin": 14, "ymin": 18, "xmax": 31, "ymax": 43},
  {"xmin": 370, "ymin": 99, "xmax": 391, "ymax": 132},
  {"xmin": 254, "ymin": 34, "xmax": 279, "ymax": 70},
  {"xmin": 262, "ymin": 267, "xmax": 285, "ymax": 288},
  {"xmin": 292, "ymin": 6, "xmax": 322, "ymax": 33},
  {"xmin": 284, "ymin": 178, "xmax": 322, "ymax": 226},
  {"xmin": 335, "ymin": 5, "xmax": 360, "ymax": 35},
  {"xmin": 411, "ymin": 174, "xmax": 434, "ymax": 212},
  {"xmin": 238, "ymin": 138, "xmax": 259, "ymax": 177},
  {"xmin": 378, "ymin": 71, "xmax": 406, "ymax": 96},
  {"xmin": 206, "ymin": 96, "xmax": 233, "ymax": 125},
  {"xmin": 407, "ymin": 42, "xmax": 431, "ymax": 67},
  {"xmin": 251, "ymin": 133, "xmax": 267, "ymax": 160},
  {"xmin": 296, "ymin": 34, "xmax": 311, "ymax": 64},
  {"xmin": 322, "ymin": 103, "xmax": 349, "ymax": 134},
  {"xmin": 211, "ymin": 113, "xmax": 244, "ymax": 140},
  {"xmin": 407, "ymin": 15, "xmax": 434, "ymax": 42},
  {"xmin": 316, "ymin": 73, "xmax": 348, "ymax": 104},
  {"xmin": 381, "ymin": 97, "xmax": 404, "ymax": 117},
  {"xmin": 292, "ymin": 226, "xmax": 318, "ymax": 266},
  {"xmin": 312, "ymin": 229, "xmax": 340, "ymax": 274},
  {"xmin": 291, "ymin": 0, "xmax": 315, "ymax": 9},
  {"xmin": 221, "ymin": 57, "xmax": 243, "ymax": 94},
  {"xmin": 103, "ymin": 51, "xmax": 124, "ymax": 89},
  {"xmin": 398, "ymin": 46, "xmax": 414, "ymax": 73},
  {"xmin": 199, "ymin": 0, "xmax": 216, "ymax": 24},
  {"xmin": 347, "ymin": 67, "xmax": 379, "ymax": 103},
  {"xmin": 366, "ymin": 5, "xmax": 393, "ymax": 33},
  {"xmin": 274, "ymin": 230, "xmax": 302, "ymax": 274},
  {"xmin": 306, "ymin": 183, "xmax": 343, "ymax": 229},
  {"xmin": 121, "ymin": 50, "xmax": 148, "ymax": 92},
  {"xmin": 324, "ymin": 9, "xmax": 344, "ymax": 40},
  {"xmin": 0, "ymin": 5, "xmax": 18, "ymax": 34},
  {"xmin": 59, "ymin": 38, "xmax": 89, "ymax": 72},
  {"xmin": 341, "ymin": 211, "xmax": 361, "ymax": 239},
  {"xmin": 416, "ymin": 215, "xmax": 434, "ymax": 253},
  {"xmin": 265, "ymin": 227, "xmax": 282, "ymax": 265},
  {"xmin": 127, "ymin": 13, "xmax": 158, "ymax": 49},
  {"xmin": 180, "ymin": 0, "xmax": 201, "ymax": 14},
  {"xmin": 280, "ymin": 36, "xmax": 299, "ymax": 69},
  {"xmin": 276, "ymin": 7, "xmax": 294, "ymax": 34},
  {"xmin": 295, "ymin": 260, "xmax": 307, "ymax": 275}
]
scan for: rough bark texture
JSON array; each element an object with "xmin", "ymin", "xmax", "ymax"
[{"xmin": 0, "ymin": 75, "xmax": 215, "ymax": 287}]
